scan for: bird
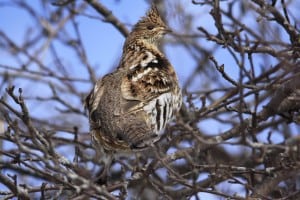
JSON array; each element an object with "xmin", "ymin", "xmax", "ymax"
[{"xmin": 85, "ymin": 4, "xmax": 182, "ymax": 171}]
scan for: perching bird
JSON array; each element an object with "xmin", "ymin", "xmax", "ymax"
[{"xmin": 86, "ymin": 4, "xmax": 181, "ymax": 157}]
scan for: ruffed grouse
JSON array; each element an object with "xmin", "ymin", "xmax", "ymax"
[{"xmin": 86, "ymin": 5, "xmax": 182, "ymax": 154}]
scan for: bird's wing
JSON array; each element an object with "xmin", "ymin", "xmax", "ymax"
[
  {"xmin": 120, "ymin": 56, "xmax": 174, "ymax": 114},
  {"xmin": 85, "ymin": 78, "xmax": 105, "ymax": 128}
]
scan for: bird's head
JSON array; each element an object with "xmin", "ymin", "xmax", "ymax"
[{"xmin": 127, "ymin": 5, "xmax": 171, "ymax": 46}]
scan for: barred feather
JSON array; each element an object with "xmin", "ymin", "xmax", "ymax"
[{"xmin": 86, "ymin": 4, "xmax": 181, "ymax": 152}]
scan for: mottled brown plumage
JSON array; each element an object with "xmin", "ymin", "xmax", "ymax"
[{"xmin": 86, "ymin": 5, "xmax": 182, "ymax": 154}]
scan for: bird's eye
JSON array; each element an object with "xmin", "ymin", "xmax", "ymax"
[{"xmin": 147, "ymin": 25, "xmax": 155, "ymax": 30}]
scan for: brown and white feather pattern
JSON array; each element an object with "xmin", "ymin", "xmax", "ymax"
[
  {"xmin": 121, "ymin": 44, "xmax": 181, "ymax": 135},
  {"xmin": 86, "ymin": 4, "xmax": 182, "ymax": 152}
]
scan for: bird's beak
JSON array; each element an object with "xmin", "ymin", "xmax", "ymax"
[{"xmin": 164, "ymin": 26, "xmax": 172, "ymax": 33}]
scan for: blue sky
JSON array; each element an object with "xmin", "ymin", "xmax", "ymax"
[
  {"xmin": 0, "ymin": 1, "xmax": 229, "ymax": 198},
  {"xmin": 1, "ymin": 0, "xmax": 299, "ymax": 198},
  {"xmin": 0, "ymin": 0, "xmax": 216, "ymax": 126}
]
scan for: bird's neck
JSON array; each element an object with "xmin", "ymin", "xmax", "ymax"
[
  {"xmin": 124, "ymin": 37, "xmax": 159, "ymax": 52},
  {"xmin": 118, "ymin": 39, "xmax": 163, "ymax": 70}
]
